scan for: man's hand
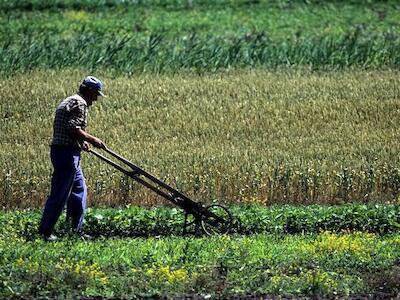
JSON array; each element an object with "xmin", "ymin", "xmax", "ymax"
[
  {"xmin": 82, "ymin": 141, "xmax": 91, "ymax": 151},
  {"xmin": 90, "ymin": 137, "xmax": 106, "ymax": 149}
]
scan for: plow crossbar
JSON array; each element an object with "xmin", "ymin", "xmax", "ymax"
[{"xmin": 89, "ymin": 148, "xmax": 203, "ymax": 214}]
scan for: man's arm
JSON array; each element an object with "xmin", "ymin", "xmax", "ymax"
[
  {"xmin": 66, "ymin": 100, "xmax": 106, "ymax": 150},
  {"xmin": 71, "ymin": 128, "xmax": 106, "ymax": 149}
]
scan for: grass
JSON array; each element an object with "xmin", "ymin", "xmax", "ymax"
[
  {"xmin": 1, "ymin": 69, "xmax": 400, "ymax": 207},
  {"xmin": 1, "ymin": 30, "xmax": 398, "ymax": 74}
]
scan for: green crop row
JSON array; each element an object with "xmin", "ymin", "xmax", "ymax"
[
  {"xmin": 2, "ymin": 204, "xmax": 399, "ymax": 238},
  {"xmin": 0, "ymin": 230, "xmax": 399, "ymax": 298}
]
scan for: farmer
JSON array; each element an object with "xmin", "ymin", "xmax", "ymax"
[{"xmin": 39, "ymin": 76, "xmax": 106, "ymax": 241}]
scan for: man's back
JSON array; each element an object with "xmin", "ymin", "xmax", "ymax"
[{"xmin": 52, "ymin": 94, "xmax": 88, "ymax": 148}]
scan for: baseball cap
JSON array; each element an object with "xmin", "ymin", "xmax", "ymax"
[{"xmin": 80, "ymin": 76, "xmax": 105, "ymax": 97}]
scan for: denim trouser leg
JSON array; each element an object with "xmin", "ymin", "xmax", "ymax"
[
  {"xmin": 39, "ymin": 146, "xmax": 87, "ymax": 236},
  {"xmin": 66, "ymin": 166, "xmax": 87, "ymax": 232}
]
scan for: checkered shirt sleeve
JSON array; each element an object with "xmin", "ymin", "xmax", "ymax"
[{"xmin": 51, "ymin": 95, "xmax": 88, "ymax": 147}]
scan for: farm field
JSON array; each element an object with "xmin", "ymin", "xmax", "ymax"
[
  {"xmin": 1, "ymin": 69, "xmax": 400, "ymax": 207},
  {"xmin": 1, "ymin": 233, "xmax": 399, "ymax": 299},
  {"xmin": 1, "ymin": 204, "xmax": 399, "ymax": 298},
  {"xmin": 1, "ymin": 0, "xmax": 400, "ymax": 299},
  {"xmin": 1, "ymin": 205, "xmax": 399, "ymax": 299}
]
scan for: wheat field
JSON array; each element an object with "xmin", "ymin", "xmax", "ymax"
[{"xmin": 1, "ymin": 69, "xmax": 399, "ymax": 207}]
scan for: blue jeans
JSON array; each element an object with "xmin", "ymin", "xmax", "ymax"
[{"xmin": 39, "ymin": 146, "xmax": 87, "ymax": 236}]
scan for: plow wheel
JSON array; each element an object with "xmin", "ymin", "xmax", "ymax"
[{"xmin": 200, "ymin": 204, "xmax": 233, "ymax": 235}]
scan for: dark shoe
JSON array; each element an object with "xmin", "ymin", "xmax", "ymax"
[{"xmin": 43, "ymin": 234, "xmax": 58, "ymax": 242}]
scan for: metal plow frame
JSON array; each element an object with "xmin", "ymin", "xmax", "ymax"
[{"xmin": 89, "ymin": 148, "xmax": 233, "ymax": 235}]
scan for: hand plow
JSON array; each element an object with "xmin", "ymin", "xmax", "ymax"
[{"xmin": 89, "ymin": 147, "xmax": 233, "ymax": 235}]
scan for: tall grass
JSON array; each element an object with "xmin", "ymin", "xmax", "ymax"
[
  {"xmin": 1, "ymin": 0, "xmax": 399, "ymax": 74},
  {"xmin": 1, "ymin": 69, "xmax": 399, "ymax": 207},
  {"xmin": 0, "ymin": 30, "xmax": 399, "ymax": 75}
]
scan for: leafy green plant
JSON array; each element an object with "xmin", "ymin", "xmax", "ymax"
[{"xmin": 1, "ymin": 204, "xmax": 398, "ymax": 238}]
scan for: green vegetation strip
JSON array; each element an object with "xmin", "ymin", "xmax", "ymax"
[
  {"xmin": 0, "ymin": 0, "xmax": 399, "ymax": 73},
  {"xmin": 1, "ymin": 70, "xmax": 400, "ymax": 206},
  {"xmin": 2, "ymin": 0, "xmax": 399, "ymax": 40},
  {"xmin": 0, "ymin": 230, "xmax": 399, "ymax": 298},
  {"xmin": 0, "ymin": 0, "xmax": 400, "ymax": 40},
  {"xmin": 1, "ymin": 204, "xmax": 399, "ymax": 238},
  {"xmin": 2, "ymin": 30, "xmax": 398, "ymax": 74}
]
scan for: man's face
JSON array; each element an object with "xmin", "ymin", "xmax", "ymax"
[{"xmin": 86, "ymin": 89, "xmax": 99, "ymax": 106}]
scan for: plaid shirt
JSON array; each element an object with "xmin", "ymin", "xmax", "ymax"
[{"xmin": 51, "ymin": 94, "xmax": 88, "ymax": 148}]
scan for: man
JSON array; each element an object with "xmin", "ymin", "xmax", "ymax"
[{"xmin": 39, "ymin": 76, "xmax": 106, "ymax": 241}]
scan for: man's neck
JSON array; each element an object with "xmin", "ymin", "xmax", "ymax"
[{"xmin": 77, "ymin": 92, "xmax": 89, "ymax": 105}]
